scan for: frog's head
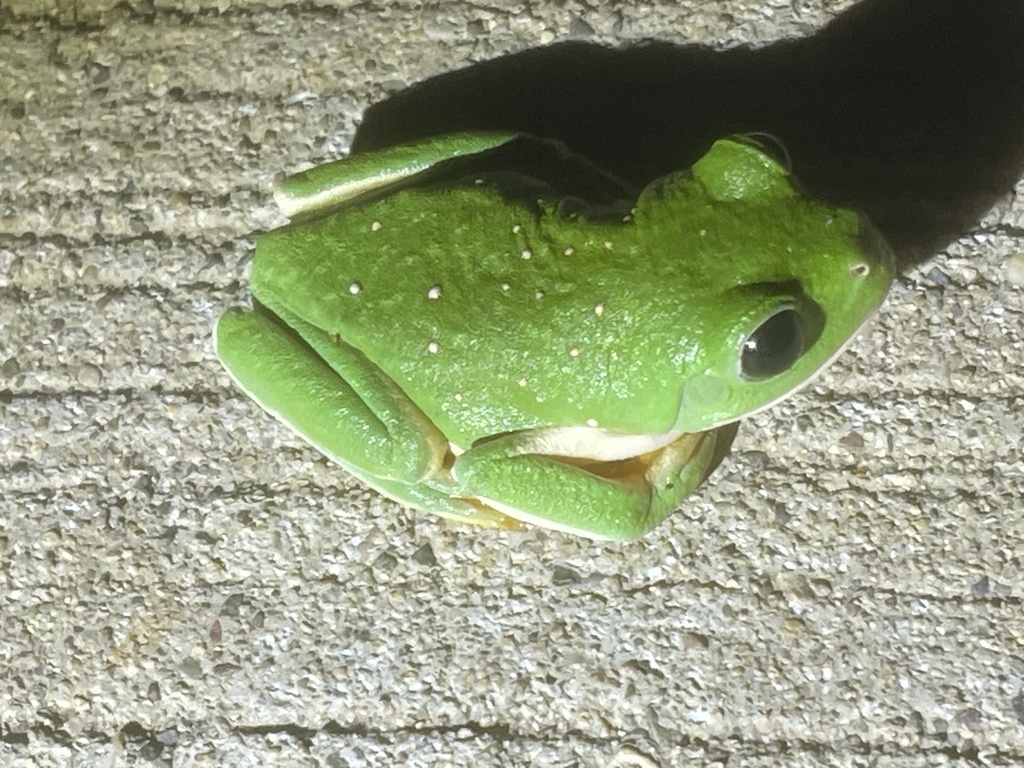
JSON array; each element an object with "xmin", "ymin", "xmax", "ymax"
[{"xmin": 637, "ymin": 138, "xmax": 895, "ymax": 433}]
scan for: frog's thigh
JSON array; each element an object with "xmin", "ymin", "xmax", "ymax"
[
  {"xmin": 216, "ymin": 309, "xmax": 511, "ymax": 527},
  {"xmin": 367, "ymin": 475, "xmax": 523, "ymax": 530},
  {"xmin": 276, "ymin": 131, "xmax": 521, "ymax": 217},
  {"xmin": 453, "ymin": 426, "xmax": 738, "ymax": 541}
]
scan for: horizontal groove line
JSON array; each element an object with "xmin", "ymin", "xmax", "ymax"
[
  {"xmin": 0, "ymin": 386, "xmax": 234, "ymax": 402},
  {"xmin": 0, "ymin": 1, "xmax": 435, "ymax": 31},
  {"xmin": 0, "ymin": 230, "xmax": 258, "ymax": 251},
  {"xmin": 0, "ymin": 282, "xmax": 241, "ymax": 303},
  {"xmin": 1, "ymin": 387, "xmax": 1021, "ymax": 407},
  {"xmin": 0, "ymin": 84, "xmax": 362, "ymax": 127}
]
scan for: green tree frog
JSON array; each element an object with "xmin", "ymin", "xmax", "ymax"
[{"xmin": 215, "ymin": 133, "xmax": 893, "ymax": 540}]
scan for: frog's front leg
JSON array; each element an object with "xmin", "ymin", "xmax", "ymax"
[
  {"xmin": 215, "ymin": 307, "xmax": 516, "ymax": 528},
  {"xmin": 452, "ymin": 424, "xmax": 739, "ymax": 541}
]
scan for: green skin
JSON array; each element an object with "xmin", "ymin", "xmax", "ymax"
[{"xmin": 215, "ymin": 133, "xmax": 893, "ymax": 540}]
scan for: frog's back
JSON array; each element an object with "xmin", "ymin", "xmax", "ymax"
[{"xmin": 253, "ymin": 183, "xmax": 702, "ymax": 447}]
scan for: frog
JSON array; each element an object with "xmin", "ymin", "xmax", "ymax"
[{"xmin": 214, "ymin": 132, "xmax": 893, "ymax": 540}]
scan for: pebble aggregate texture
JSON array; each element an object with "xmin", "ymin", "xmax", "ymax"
[{"xmin": 2, "ymin": 0, "xmax": 1024, "ymax": 766}]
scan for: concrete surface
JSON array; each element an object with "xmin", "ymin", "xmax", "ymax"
[{"xmin": 1, "ymin": 1, "xmax": 1023, "ymax": 766}]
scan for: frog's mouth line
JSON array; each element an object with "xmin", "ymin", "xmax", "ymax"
[
  {"xmin": 736, "ymin": 217, "xmax": 893, "ymax": 423},
  {"xmin": 705, "ymin": 288, "xmax": 889, "ymax": 433}
]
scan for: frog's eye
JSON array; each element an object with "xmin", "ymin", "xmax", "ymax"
[{"xmin": 740, "ymin": 306, "xmax": 805, "ymax": 380}]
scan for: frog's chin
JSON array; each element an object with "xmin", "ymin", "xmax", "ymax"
[{"xmin": 461, "ymin": 426, "xmax": 685, "ymax": 463}]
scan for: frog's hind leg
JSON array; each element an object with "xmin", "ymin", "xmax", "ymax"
[
  {"xmin": 215, "ymin": 306, "xmax": 515, "ymax": 528},
  {"xmin": 275, "ymin": 132, "xmax": 521, "ymax": 218},
  {"xmin": 452, "ymin": 423, "xmax": 739, "ymax": 540}
]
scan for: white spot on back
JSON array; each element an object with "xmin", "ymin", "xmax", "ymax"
[
  {"xmin": 371, "ymin": 220, "xmax": 382, "ymax": 231},
  {"xmin": 427, "ymin": 285, "xmax": 442, "ymax": 300},
  {"xmin": 348, "ymin": 282, "xmax": 362, "ymax": 295},
  {"xmin": 521, "ymin": 249, "xmax": 532, "ymax": 260},
  {"xmin": 427, "ymin": 341, "xmax": 439, "ymax": 354}
]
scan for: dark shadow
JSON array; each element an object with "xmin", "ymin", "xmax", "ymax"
[{"xmin": 352, "ymin": 0, "xmax": 1024, "ymax": 269}]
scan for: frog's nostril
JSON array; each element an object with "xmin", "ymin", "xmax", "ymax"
[
  {"xmin": 857, "ymin": 218, "xmax": 896, "ymax": 278},
  {"xmin": 849, "ymin": 262, "xmax": 871, "ymax": 279}
]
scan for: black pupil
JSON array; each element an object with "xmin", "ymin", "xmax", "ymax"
[{"xmin": 741, "ymin": 309, "xmax": 805, "ymax": 380}]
